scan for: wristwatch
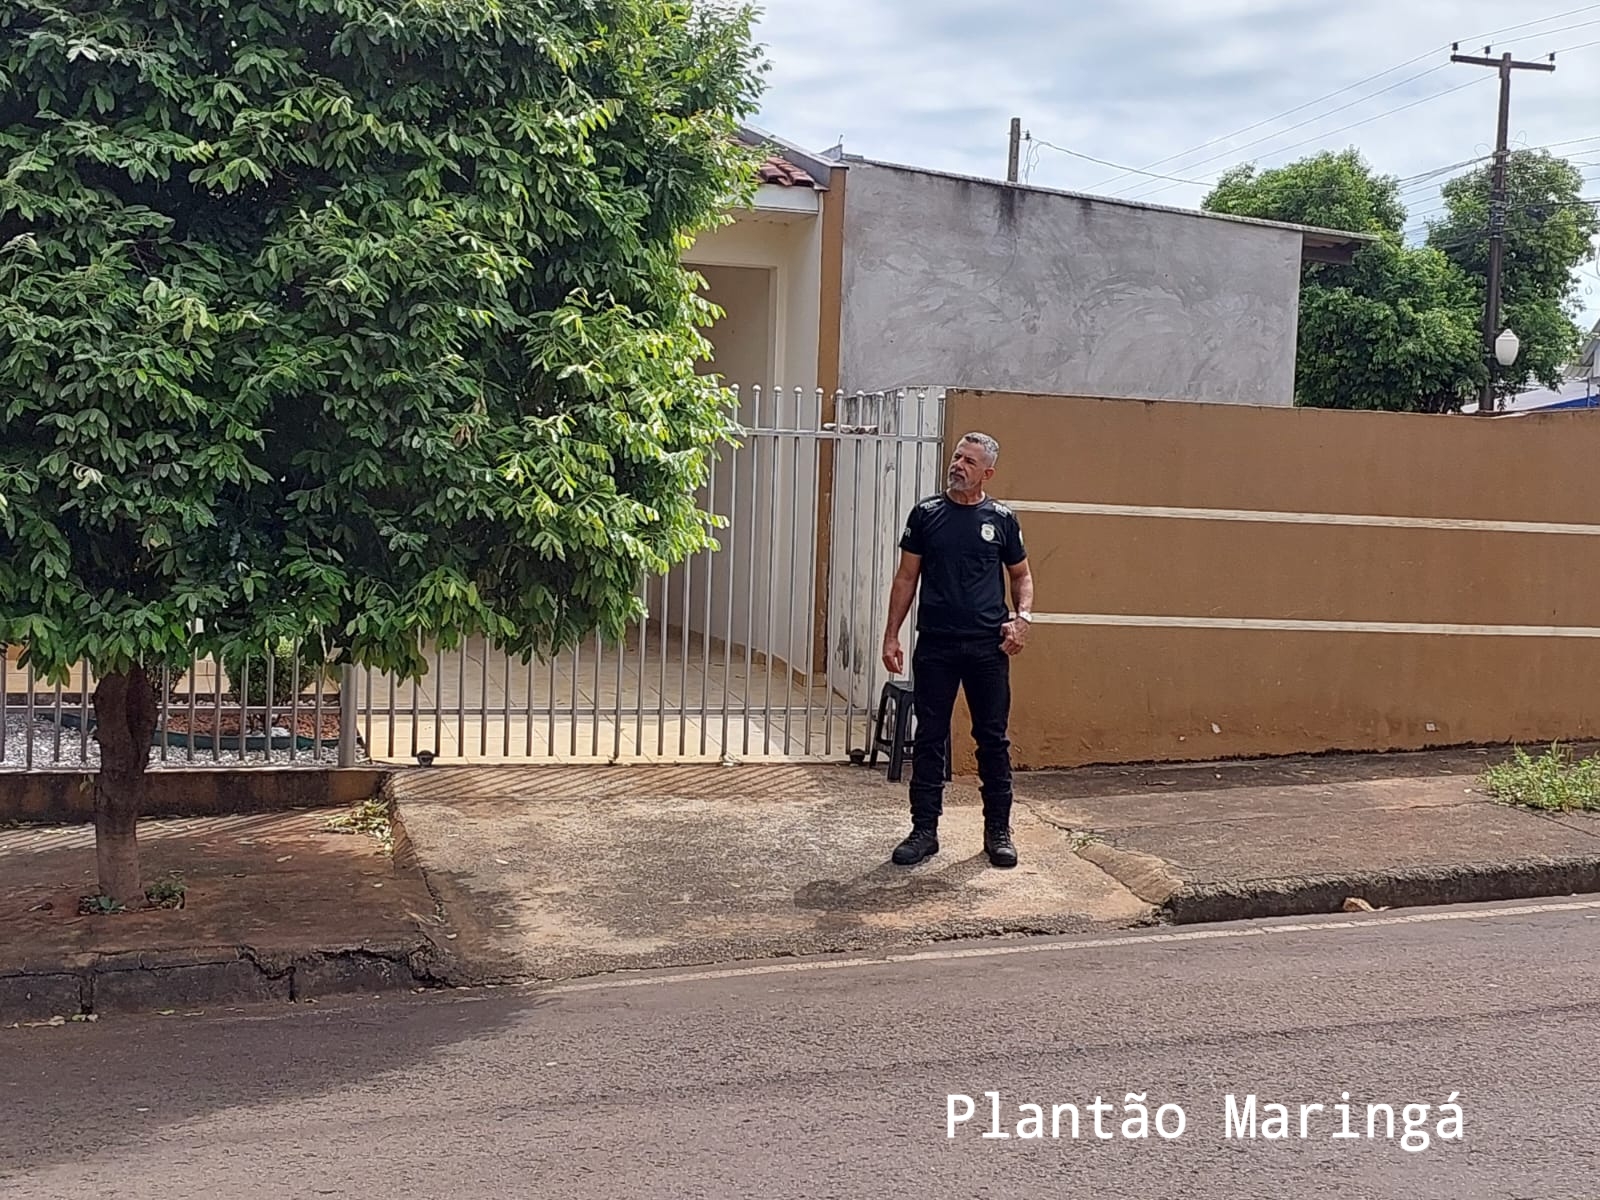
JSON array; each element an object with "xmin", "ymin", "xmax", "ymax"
[{"xmin": 1013, "ymin": 611, "xmax": 1032, "ymax": 624}]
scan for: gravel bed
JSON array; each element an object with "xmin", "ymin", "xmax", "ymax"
[{"xmin": 0, "ymin": 714, "xmax": 362, "ymax": 770}]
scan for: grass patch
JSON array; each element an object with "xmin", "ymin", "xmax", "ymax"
[
  {"xmin": 145, "ymin": 872, "xmax": 186, "ymax": 909},
  {"xmin": 1480, "ymin": 743, "xmax": 1600, "ymax": 813},
  {"xmin": 325, "ymin": 795, "xmax": 395, "ymax": 855}
]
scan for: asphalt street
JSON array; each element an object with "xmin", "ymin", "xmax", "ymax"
[{"xmin": 4, "ymin": 897, "xmax": 1598, "ymax": 1199}]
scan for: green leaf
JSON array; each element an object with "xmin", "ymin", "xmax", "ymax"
[
  {"xmin": 0, "ymin": 0, "xmax": 766, "ymax": 686},
  {"xmin": 1203, "ymin": 147, "xmax": 1596, "ymax": 413}
]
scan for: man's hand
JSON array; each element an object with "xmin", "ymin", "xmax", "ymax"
[
  {"xmin": 1000, "ymin": 619, "xmax": 1029, "ymax": 656},
  {"xmin": 882, "ymin": 635, "xmax": 905, "ymax": 676}
]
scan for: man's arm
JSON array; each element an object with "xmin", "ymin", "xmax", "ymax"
[
  {"xmin": 1008, "ymin": 559, "xmax": 1033, "ymax": 614},
  {"xmin": 999, "ymin": 558, "xmax": 1033, "ymax": 655},
  {"xmin": 882, "ymin": 551, "xmax": 921, "ymax": 675}
]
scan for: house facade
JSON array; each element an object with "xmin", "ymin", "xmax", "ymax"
[
  {"xmin": 683, "ymin": 126, "xmax": 1370, "ymax": 411},
  {"xmin": 657, "ymin": 128, "xmax": 1379, "ymax": 761}
]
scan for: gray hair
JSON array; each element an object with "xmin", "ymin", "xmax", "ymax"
[{"xmin": 959, "ymin": 432, "xmax": 1000, "ymax": 465}]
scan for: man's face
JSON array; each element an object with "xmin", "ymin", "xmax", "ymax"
[{"xmin": 947, "ymin": 441, "xmax": 994, "ymax": 491}]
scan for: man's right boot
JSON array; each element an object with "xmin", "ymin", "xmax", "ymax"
[{"xmin": 892, "ymin": 825, "xmax": 940, "ymax": 866}]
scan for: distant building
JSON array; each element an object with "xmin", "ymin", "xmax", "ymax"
[
  {"xmin": 1469, "ymin": 317, "xmax": 1600, "ymax": 414},
  {"xmin": 682, "ymin": 125, "xmax": 1373, "ymax": 410}
]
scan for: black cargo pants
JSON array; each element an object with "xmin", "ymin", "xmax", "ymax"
[{"xmin": 907, "ymin": 633, "xmax": 1013, "ymax": 830}]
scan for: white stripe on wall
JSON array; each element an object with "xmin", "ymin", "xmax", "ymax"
[
  {"xmin": 1032, "ymin": 613, "xmax": 1600, "ymax": 638},
  {"xmin": 1006, "ymin": 500, "xmax": 1600, "ymax": 537}
]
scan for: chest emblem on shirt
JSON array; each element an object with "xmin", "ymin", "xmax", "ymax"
[{"xmin": 980, "ymin": 522, "xmax": 996, "ymax": 543}]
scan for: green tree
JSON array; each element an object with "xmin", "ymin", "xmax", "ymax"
[
  {"xmin": 1291, "ymin": 238, "xmax": 1485, "ymax": 412},
  {"xmin": 1203, "ymin": 150, "xmax": 1484, "ymax": 412},
  {"xmin": 1426, "ymin": 150, "xmax": 1600, "ymax": 399},
  {"xmin": 1205, "ymin": 148, "xmax": 1408, "ymax": 238},
  {"xmin": 0, "ymin": 0, "xmax": 767, "ymax": 907}
]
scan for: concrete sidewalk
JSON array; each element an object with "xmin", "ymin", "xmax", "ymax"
[
  {"xmin": 1021, "ymin": 744, "xmax": 1600, "ymax": 922},
  {"xmin": 390, "ymin": 744, "xmax": 1600, "ymax": 984},
  {"xmin": 7, "ymin": 742, "xmax": 1600, "ymax": 1018},
  {"xmin": 390, "ymin": 763, "xmax": 1149, "ymax": 984},
  {"xmin": 1, "ymin": 808, "xmax": 444, "ymax": 1022}
]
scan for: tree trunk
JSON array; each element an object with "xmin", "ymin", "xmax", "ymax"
[{"xmin": 92, "ymin": 667, "xmax": 159, "ymax": 909}]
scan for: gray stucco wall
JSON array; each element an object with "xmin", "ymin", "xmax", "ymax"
[{"xmin": 838, "ymin": 161, "xmax": 1304, "ymax": 405}]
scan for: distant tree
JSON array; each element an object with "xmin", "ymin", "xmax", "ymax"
[
  {"xmin": 1204, "ymin": 150, "xmax": 1484, "ymax": 412},
  {"xmin": 1291, "ymin": 238, "xmax": 1485, "ymax": 412},
  {"xmin": 1426, "ymin": 150, "xmax": 1600, "ymax": 400},
  {"xmin": 1206, "ymin": 148, "xmax": 1408, "ymax": 238},
  {"xmin": 0, "ymin": 0, "xmax": 766, "ymax": 908}
]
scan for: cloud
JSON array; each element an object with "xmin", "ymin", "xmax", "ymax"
[{"xmin": 750, "ymin": 0, "xmax": 1600, "ymax": 327}]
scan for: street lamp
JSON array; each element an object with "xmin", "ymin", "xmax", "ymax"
[{"xmin": 1476, "ymin": 328, "xmax": 1521, "ymax": 414}]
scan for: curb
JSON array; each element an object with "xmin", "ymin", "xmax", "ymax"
[
  {"xmin": 1149, "ymin": 854, "xmax": 1600, "ymax": 925},
  {"xmin": 0, "ymin": 767, "xmax": 391, "ymax": 826},
  {"xmin": 0, "ymin": 942, "xmax": 443, "ymax": 1024}
]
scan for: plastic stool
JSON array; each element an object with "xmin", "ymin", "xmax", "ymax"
[{"xmin": 869, "ymin": 680, "xmax": 951, "ymax": 783}]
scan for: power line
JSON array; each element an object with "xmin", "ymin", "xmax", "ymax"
[
  {"xmin": 1210, "ymin": 78, "xmax": 1493, "ymax": 171},
  {"xmin": 1399, "ymin": 174, "xmax": 1479, "ymax": 198},
  {"xmin": 1023, "ymin": 136, "xmax": 1213, "ymax": 188},
  {"xmin": 1396, "ymin": 158, "xmax": 1492, "ymax": 195},
  {"xmin": 1502, "ymin": 15, "xmax": 1600, "ymax": 50},
  {"xmin": 1404, "ymin": 198, "xmax": 1600, "ymax": 254},
  {"xmin": 1206, "ymin": 26, "xmax": 1597, "ymax": 205},
  {"xmin": 1535, "ymin": 132, "xmax": 1600, "ymax": 149},
  {"xmin": 1402, "ymin": 158, "xmax": 1600, "ymax": 218},
  {"xmin": 1083, "ymin": 61, "xmax": 1451, "ymax": 193},
  {"xmin": 1143, "ymin": 10, "xmax": 1600, "ymax": 195},
  {"xmin": 1121, "ymin": 75, "xmax": 1493, "ymax": 203},
  {"xmin": 1406, "ymin": 180, "xmax": 1600, "ymax": 228},
  {"xmin": 1106, "ymin": 63, "xmax": 1453, "ymax": 198},
  {"xmin": 1085, "ymin": 3, "xmax": 1600, "ymax": 192},
  {"xmin": 1397, "ymin": 156, "xmax": 1491, "ymax": 184},
  {"xmin": 1396, "ymin": 137, "xmax": 1600, "ymax": 194}
]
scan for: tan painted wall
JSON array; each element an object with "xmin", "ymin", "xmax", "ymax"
[{"xmin": 941, "ymin": 390, "xmax": 1600, "ymax": 769}]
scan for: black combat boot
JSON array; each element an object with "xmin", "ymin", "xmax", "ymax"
[
  {"xmin": 984, "ymin": 825, "xmax": 1018, "ymax": 868},
  {"xmin": 892, "ymin": 825, "xmax": 940, "ymax": 866}
]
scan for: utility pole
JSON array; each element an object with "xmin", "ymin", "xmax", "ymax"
[
  {"xmin": 1451, "ymin": 45, "xmax": 1554, "ymax": 413},
  {"xmin": 1007, "ymin": 118, "xmax": 1021, "ymax": 183}
]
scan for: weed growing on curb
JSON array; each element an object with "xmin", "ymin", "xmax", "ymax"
[
  {"xmin": 326, "ymin": 796, "xmax": 395, "ymax": 855},
  {"xmin": 1481, "ymin": 743, "xmax": 1600, "ymax": 813}
]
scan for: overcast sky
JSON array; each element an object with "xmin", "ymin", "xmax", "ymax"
[{"xmin": 748, "ymin": 0, "xmax": 1600, "ymax": 330}]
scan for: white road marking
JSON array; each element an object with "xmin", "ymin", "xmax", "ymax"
[
  {"xmin": 1006, "ymin": 499, "xmax": 1600, "ymax": 537},
  {"xmin": 30, "ymin": 900, "xmax": 1596, "ymax": 1032},
  {"xmin": 540, "ymin": 898, "xmax": 1600, "ymax": 995}
]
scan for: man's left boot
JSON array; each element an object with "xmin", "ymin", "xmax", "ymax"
[{"xmin": 984, "ymin": 824, "xmax": 1018, "ymax": 869}]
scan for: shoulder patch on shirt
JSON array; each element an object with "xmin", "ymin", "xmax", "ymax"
[
  {"xmin": 918, "ymin": 496, "xmax": 943, "ymax": 512},
  {"xmin": 991, "ymin": 502, "xmax": 1013, "ymax": 517}
]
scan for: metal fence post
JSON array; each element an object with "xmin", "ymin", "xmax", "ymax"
[{"xmin": 338, "ymin": 664, "xmax": 356, "ymax": 766}]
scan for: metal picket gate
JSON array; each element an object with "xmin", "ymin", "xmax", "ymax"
[{"xmin": 0, "ymin": 386, "xmax": 947, "ymax": 771}]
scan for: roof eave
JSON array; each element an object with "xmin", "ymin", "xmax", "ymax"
[
  {"xmin": 1300, "ymin": 232, "xmax": 1367, "ymax": 265},
  {"xmin": 736, "ymin": 124, "xmax": 841, "ymax": 187},
  {"xmin": 843, "ymin": 154, "xmax": 1377, "ymax": 258}
]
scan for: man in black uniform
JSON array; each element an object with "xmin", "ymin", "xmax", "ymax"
[{"xmin": 881, "ymin": 431, "xmax": 1033, "ymax": 868}]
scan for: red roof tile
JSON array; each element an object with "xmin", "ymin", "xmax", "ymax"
[{"xmin": 757, "ymin": 154, "xmax": 817, "ymax": 188}]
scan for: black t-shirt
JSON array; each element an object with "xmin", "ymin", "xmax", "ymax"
[{"xmin": 898, "ymin": 493, "xmax": 1027, "ymax": 639}]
